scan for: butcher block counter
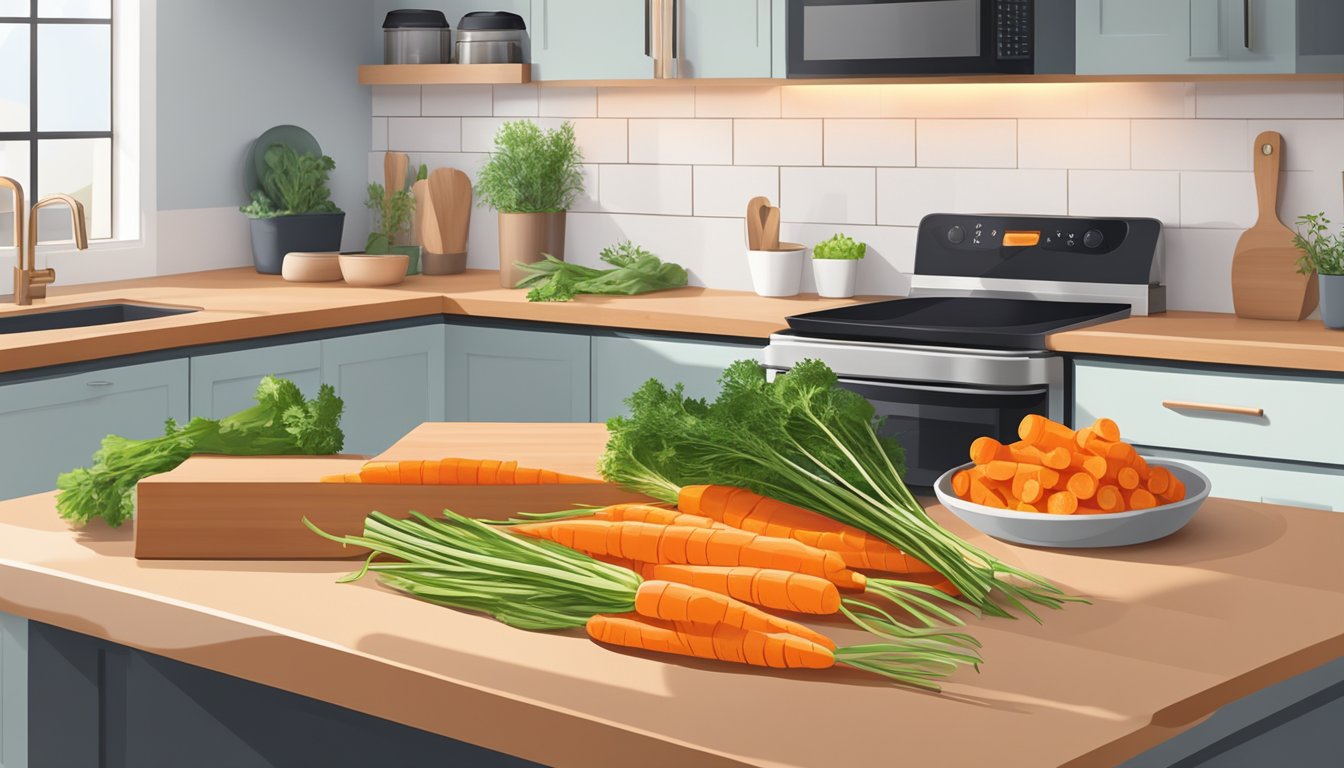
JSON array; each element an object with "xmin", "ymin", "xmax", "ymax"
[{"xmin": 2, "ymin": 424, "xmax": 1343, "ymax": 768}]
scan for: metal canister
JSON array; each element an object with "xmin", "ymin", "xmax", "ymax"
[
  {"xmin": 455, "ymin": 11, "xmax": 527, "ymax": 64},
  {"xmin": 383, "ymin": 9, "xmax": 452, "ymax": 65}
]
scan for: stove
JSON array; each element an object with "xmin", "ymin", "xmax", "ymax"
[{"xmin": 763, "ymin": 213, "xmax": 1164, "ymax": 487}]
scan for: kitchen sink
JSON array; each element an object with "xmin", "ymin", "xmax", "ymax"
[{"xmin": 0, "ymin": 303, "xmax": 198, "ymax": 334}]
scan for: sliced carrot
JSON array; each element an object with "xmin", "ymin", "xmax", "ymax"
[
  {"xmin": 952, "ymin": 469, "xmax": 974, "ymax": 498},
  {"xmin": 1146, "ymin": 466, "xmax": 1171, "ymax": 495},
  {"xmin": 1117, "ymin": 466, "xmax": 1141, "ymax": 491},
  {"xmin": 970, "ymin": 477, "xmax": 1007, "ymax": 508},
  {"xmin": 1019, "ymin": 414, "xmax": 1076, "ymax": 452},
  {"xmin": 1094, "ymin": 485, "xmax": 1124, "ymax": 512},
  {"xmin": 1087, "ymin": 417, "xmax": 1122, "ymax": 443},
  {"xmin": 1066, "ymin": 472, "xmax": 1098, "ymax": 501},
  {"xmin": 632, "ymin": 580, "xmax": 836, "ymax": 650},
  {"xmin": 477, "ymin": 459, "xmax": 502, "ymax": 484},
  {"xmin": 1046, "ymin": 491, "xmax": 1078, "ymax": 515},
  {"xmin": 586, "ymin": 614, "xmax": 834, "ymax": 670},
  {"xmin": 1015, "ymin": 501, "xmax": 1043, "ymax": 513},
  {"xmin": 1129, "ymin": 488, "xmax": 1158, "ymax": 510},
  {"xmin": 984, "ymin": 460, "xmax": 1019, "ymax": 482},
  {"xmin": 496, "ymin": 460, "xmax": 518, "ymax": 484},
  {"xmin": 422, "ymin": 459, "xmax": 440, "ymax": 485},
  {"xmin": 969, "ymin": 436, "xmax": 1004, "ymax": 465},
  {"xmin": 1070, "ymin": 452, "xmax": 1108, "ymax": 479}
]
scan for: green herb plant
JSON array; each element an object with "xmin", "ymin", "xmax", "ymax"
[
  {"xmin": 515, "ymin": 241, "xmax": 688, "ymax": 302},
  {"xmin": 1294, "ymin": 213, "xmax": 1344, "ymax": 276},
  {"xmin": 476, "ymin": 121, "xmax": 584, "ymax": 213},
  {"xmin": 240, "ymin": 144, "xmax": 340, "ymax": 219},
  {"xmin": 56, "ymin": 376, "xmax": 344, "ymax": 528},
  {"xmin": 812, "ymin": 233, "xmax": 867, "ymax": 260},
  {"xmin": 364, "ymin": 182, "xmax": 416, "ymax": 254}
]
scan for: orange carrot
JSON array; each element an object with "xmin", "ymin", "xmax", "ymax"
[
  {"xmin": 1082, "ymin": 485, "xmax": 1125, "ymax": 514},
  {"xmin": 1019, "ymin": 414, "xmax": 1076, "ymax": 452},
  {"xmin": 677, "ymin": 485, "xmax": 935, "ymax": 575},
  {"xmin": 1146, "ymin": 466, "xmax": 1171, "ymax": 495},
  {"xmin": 1128, "ymin": 488, "xmax": 1158, "ymax": 510},
  {"xmin": 1085, "ymin": 417, "xmax": 1122, "ymax": 443},
  {"xmin": 1015, "ymin": 501, "xmax": 1043, "ymax": 513},
  {"xmin": 1070, "ymin": 451, "xmax": 1109, "ymax": 479},
  {"xmin": 970, "ymin": 477, "xmax": 1007, "ymax": 508},
  {"xmin": 1018, "ymin": 478, "xmax": 1045, "ymax": 505},
  {"xmin": 984, "ymin": 460, "xmax": 1019, "ymax": 482},
  {"xmin": 952, "ymin": 469, "xmax": 975, "ymax": 498},
  {"xmin": 1116, "ymin": 466, "xmax": 1141, "ymax": 491},
  {"xmin": 602, "ymin": 558, "xmax": 842, "ymax": 615},
  {"xmin": 1066, "ymin": 472, "xmax": 1098, "ymax": 501},
  {"xmin": 586, "ymin": 613, "xmax": 834, "ymax": 670},
  {"xmin": 568, "ymin": 503, "xmax": 726, "ymax": 529},
  {"xmin": 320, "ymin": 458, "xmax": 602, "ymax": 485},
  {"xmin": 633, "ymin": 580, "xmax": 836, "ymax": 650},
  {"xmin": 1046, "ymin": 491, "xmax": 1079, "ymax": 515}
]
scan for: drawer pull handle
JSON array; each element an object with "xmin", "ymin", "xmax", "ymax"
[
  {"xmin": 1162, "ymin": 400, "xmax": 1264, "ymax": 418},
  {"xmin": 85, "ymin": 380, "xmax": 114, "ymax": 388}
]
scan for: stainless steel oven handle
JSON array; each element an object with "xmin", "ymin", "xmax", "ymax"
[{"xmin": 834, "ymin": 377, "xmax": 1048, "ymax": 398}]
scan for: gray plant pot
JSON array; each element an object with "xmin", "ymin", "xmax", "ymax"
[
  {"xmin": 248, "ymin": 212, "xmax": 345, "ymax": 275},
  {"xmin": 1321, "ymin": 273, "xmax": 1344, "ymax": 330}
]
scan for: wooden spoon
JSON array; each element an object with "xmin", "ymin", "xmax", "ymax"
[
  {"xmin": 761, "ymin": 206, "xmax": 781, "ymax": 251},
  {"xmin": 745, "ymin": 196, "xmax": 770, "ymax": 250},
  {"xmin": 428, "ymin": 168, "xmax": 472, "ymax": 257},
  {"xmin": 1231, "ymin": 131, "xmax": 1318, "ymax": 320},
  {"xmin": 413, "ymin": 179, "xmax": 435, "ymax": 251},
  {"xmin": 384, "ymin": 152, "xmax": 409, "ymax": 200}
]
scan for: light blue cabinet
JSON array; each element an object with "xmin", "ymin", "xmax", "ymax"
[
  {"xmin": 445, "ymin": 324, "xmax": 590, "ymax": 422},
  {"xmin": 591, "ymin": 334, "xmax": 763, "ymax": 422},
  {"xmin": 0, "ymin": 359, "xmax": 189, "ymax": 500},
  {"xmin": 189, "ymin": 341, "xmax": 323, "ymax": 420},
  {"xmin": 679, "ymin": 0, "xmax": 772, "ymax": 78},
  {"xmin": 530, "ymin": 0, "xmax": 651, "ymax": 81},
  {"xmin": 322, "ymin": 325, "xmax": 446, "ymax": 456},
  {"xmin": 0, "ymin": 612, "xmax": 25, "ymax": 768}
]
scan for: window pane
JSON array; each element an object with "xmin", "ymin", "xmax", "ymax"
[
  {"xmin": 0, "ymin": 1, "xmax": 30, "ymax": 17},
  {"xmin": 0, "ymin": 24, "xmax": 28, "ymax": 132},
  {"xmin": 37, "ymin": 0, "xmax": 111, "ymax": 18},
  {"xmin": 0, "ymin": 141, "xmax": 30, "ymax": 246},
  {"xmin": 38, "ymin": 137, "xmax": 110, "ymax": 240},
  {"xmin": 37, "ymin": 23, "xmax": 109, "ymax": 131}
]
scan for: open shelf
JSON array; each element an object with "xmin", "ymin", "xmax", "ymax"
[{"xmin": 358, "ymin": 63, "xmax": 531, "ymax": 86}]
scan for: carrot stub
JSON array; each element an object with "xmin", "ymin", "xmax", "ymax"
[
  {"xmin": 632, "ymin": 580, "xmax": 836, "ymax": 650},
  {"xmin": 1046, "ymin": 492, "xmax": 1079, "ymax": 515},
  {"xmin": 586, "ymin": 614, "xmax": 834, "ymax": 670},
  {"xmin": 1019, "ymin": 414, "xmax": 1076, "ymax": 452}
]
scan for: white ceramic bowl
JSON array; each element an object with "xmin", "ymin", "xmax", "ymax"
[
  {"xmin": 746, "ymin": 243, "xmax": 806, "ymax": 297},
  {"xmin": 933, "ymin": 458, "xmax": 1211, "ymax": 548},
  {"xmin": 338, "ymin": 253, "xmax": 409, "ymax": 287},
  {"xmin": 281, "ymin": 251, "xmax": 343, "ymax": 283}
]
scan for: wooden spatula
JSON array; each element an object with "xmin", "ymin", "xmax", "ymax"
[
  {"xmin": 746, "ymin": 196, "xmax": 770, "ymax": 250},
  {"xmin": 384, "ymin": 152, "xmax": 409, "ymax": 200},
  {"xmin": 1232, "ymin": 131, "xmax": 1318, "ymax": 320},
  {"xmin": 428, "ymin": 168, "xmax": 472, "ymax": 256},
  {"xmin": 412, "ymin": 178, "xmax": 435, "ymax": 250},
  {"xmin": 761, "ymin": 206, "xmax": 781, "ymax": 251}
]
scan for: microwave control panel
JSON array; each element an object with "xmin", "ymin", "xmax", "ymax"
[{"xmin": 995, "ymin": 0, "xmax": 1032, "ymax": 60}]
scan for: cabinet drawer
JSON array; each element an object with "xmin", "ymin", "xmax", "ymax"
[
  {"xmin": 591, "ymin": 334, "xmax": 762, "ymax": 422},
  {"xmin": 1075, "ymin": 360, "xmax": 1344, "ymax": 467},
  {"xmin": 1141, "ymin": 448, "xmax": 1344, "ymax": 512}
]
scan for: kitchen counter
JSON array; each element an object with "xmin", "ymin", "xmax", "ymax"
[
  {"xmin": 0, "ymin": 268, "xmax": 864, "ymax": 374},
  {"xmin": 2, "ymin": 424, "xmax": 1342, "ymax": 768}
]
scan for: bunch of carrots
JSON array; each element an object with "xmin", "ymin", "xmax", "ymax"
[{"xmin": 954, "ymin": 415, "xmax": 1187, "ymax": 515}]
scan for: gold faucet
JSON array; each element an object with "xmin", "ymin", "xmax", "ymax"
[{"xmin": 0, "ymin": 177, "xmax": 89, "ymax": 305}]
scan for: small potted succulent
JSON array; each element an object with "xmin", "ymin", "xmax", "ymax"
[
  {"xmin": 364, "ymin": 164, "xmax": 425, "ymax": 275},
  {"xmin": 241, "ymin": 145, "xmax": 344, "ymax": 274},
  {"xmin": 1294, "ymin": 212, "xmax": 1344, "ymax": 329},
  {"xmin": 476, "ymin": 120, "xmax": 584, "ymax": 288},
  {"xmin": 811, "ymin": 233, "xmax": 866, "ymax": 298}
]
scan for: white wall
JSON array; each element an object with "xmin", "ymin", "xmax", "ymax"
[{"xmin": 373, "ymin": 80, "xmax": 1344, "ymax": 311}]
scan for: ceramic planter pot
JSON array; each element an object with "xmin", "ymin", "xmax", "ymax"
[
  {"xmin": 247, "ymin": 212, "xmax": 345, "ymax": 275},
  {"xmin": 812, "ymin": 258, "xmax": 859, "ymax": 298},
  {"xmin": 1320, "ymin": 273, "xmax": 1344, "ymax": 330},
  {"xmin": 746, "ymin": 243, "xmax": 807, "ymax": 297},
  {"xmin": 499, "ymin": 211, "xmax": 566, "ymax": 288}
]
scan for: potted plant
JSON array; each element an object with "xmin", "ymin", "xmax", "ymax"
[
  {"xmin": 811, "ymin": 233, "xmax": 866, "ymax": 298},
  {"xmin": 241, "ymin": 145, "xmax": 344, "ymax": 275},
  {"xmin": 476, "ymin": 120, "xmax": 584, "ymax": 288},
  {"xmin": 364, "ymin": 164, "xmax": 424, "ymax": 275},
  {"xmin": 1294, "ymin": 212, "xmax": 1344, "ymax": 329}
]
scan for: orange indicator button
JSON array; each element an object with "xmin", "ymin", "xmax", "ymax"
[{"xmin": 1002, "ymin": 231, "xmax": 1041, "ymax": 247}]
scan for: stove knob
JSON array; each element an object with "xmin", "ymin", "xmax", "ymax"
[
  {"xmin": 947, "ymin": 225, "xmax": 965, "ymax": 244},
  {"xmin": 1083, "ymin": 229, "xmax": 1104, "ymax": 249}
]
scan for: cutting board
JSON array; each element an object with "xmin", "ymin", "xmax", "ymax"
[
  {"xmin": 1231, "ymin": 131, "xmax": 1319, "ymax": 320},
  {"xmin": 133, "ymin": 423, "xmax": 651, "ymax": 560}
]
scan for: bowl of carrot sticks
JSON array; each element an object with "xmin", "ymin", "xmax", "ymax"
[{"xmin": 933, "ymin": 415, "xmax": 1211, "ymax": 548}]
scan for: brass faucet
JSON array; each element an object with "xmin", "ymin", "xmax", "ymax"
[{"xmin": 0, "ymin": 177, "xmax": 89, "ymax": 305}]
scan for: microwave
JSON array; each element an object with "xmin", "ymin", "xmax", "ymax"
[{"xmin": 786, "ymin": 0, "xmax": 1075, "ymax": 78}]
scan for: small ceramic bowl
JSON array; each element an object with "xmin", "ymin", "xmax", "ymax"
[
  {"xmin": 933, "ymin": 458, "xmax": 1211, "ymax": 548},
  {"xmin": 338, "ymin": 253, "xmax": 409, "ymax": 287},
  {"xmin": 281, "ymin": 252, "xmax": 343, "ymax": 283},
  {"xmin": 746, "ymin": 242, "xmax": 807, "ymax": 298}
]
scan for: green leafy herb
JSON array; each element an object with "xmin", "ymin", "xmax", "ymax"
[
  {"xmin": 514, "ymin": 241, "xmax": 689, "ymax": 302},
  {"xmin": 240, "ymin": 145, "xmax": 341, "ymax": 219},
  {"xmin": 364, "ymin": 182, "xmax": 416, "ymax": 254},
  {"xmin": 56, "ymin": 376, "xmax": 344, "ymax": 528},
  {"xmin": 1294, "ymin": 212, "xmax": 1344, "ymax": 276},
  {"xmin": 476, "ymin": 121, "xmax": 585, "ymax": 213},
  {"xmin": 813, "ymin": 233, "xmax": 867, "ymax": 260},
  {"xmin": 600, "ymin": 359, "xmax": 1082, "ymax": 622}
]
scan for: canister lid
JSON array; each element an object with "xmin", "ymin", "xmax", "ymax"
[
  {"xmin": 457, "ymin": 11, "xmax": 526, "ymax": 31},
  {"xmin": 383, "ymin": 9, "xmax": 450, "ymax": 29}
]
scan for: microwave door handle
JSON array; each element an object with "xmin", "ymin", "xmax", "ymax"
[{"xmin": 835, "ymin": 377, "xmax": 1048, "ymax": 398}]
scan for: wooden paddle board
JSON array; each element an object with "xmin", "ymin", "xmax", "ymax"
[{"xmin": 1231, "ymin": 131, "xmax": 1319, "ymax": 320}]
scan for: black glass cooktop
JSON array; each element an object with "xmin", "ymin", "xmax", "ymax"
[{"xmin": 787, "ymin": 297, "xmax": 1131, "ymax": 350}]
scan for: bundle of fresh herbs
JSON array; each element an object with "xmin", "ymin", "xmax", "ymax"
[
  {"xmin": 240, "ymin": 145, "xmax": 341, "ymax": 219},
  {"xmin": 600, "ymin": 359, "xmax": 1081, "ymax": 621},
  {"xmin": 515, "ymin": 241, "xmax": 689, "ymax": 302},
  {"xmin": 56, "ymin": 376, "xmax": 344, "ymax": 528}
]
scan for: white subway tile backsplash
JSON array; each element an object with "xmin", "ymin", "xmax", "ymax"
[
  {"xmin": 734, "ymin": 120, "xmax": 823, "ymax": 166},
  {"xmin": 422, "ymin": 85, "xmax": 493, "ymax": 117},
  {"xmin": 917, "ymin": 120, "xmax": 1016, "ymax": 168},
  {"xmin": 539, "ymin": 87, "xmax": 597, "ymax": 118},
  {"xmin": 782, "ymin": 85, "xmax": 897, "ymax": 118},
  {"xmin": 1019, "ymin": 119, "xmax": 1129, "ymax": 170},
  {"xmin": 629, "ymin": 119, "xmax": 733, "ymax": 165},
  {"xmin": 692, "ymin": 166, "xmax": 778, "ymax": 218},
  {"xmin": 461, "ymin": 118, "xmax": 628, "ymax": 163},
  {"xmin": 1163, "ymin": 228, "xmax": 1239, "ymax": 313},
  {"xmin": 779, "ymin": 223, "xmax": 917, "ymax": 296},
  {"xmin": 493, "ymin": 84, "xmax": 539, "ymax": 116},
  {"xmin": 696, "ymin": 86, "xmax": 781, "ymax": 118},
  {"xmin": 877, "ymin": 169, "xmax": 1068, "ymax": 226},
  {"xmin": 1069, "ymin": 170, "xmax": 1180, "ymax": 227},
  {"xmin": 387, "ymin": 118, "xmax": 461, "ymax": 153},
  {"xmin": 885, "ymin": 83, "xmax": 1085, "ymax": 119},
  {"xmin": 1246, "ymin": 120, "xmax": 1344, "ymax": 171},
  {"xmin": 780, "ymin": 167, "xmax": 876, "ymax": 225},
  {"xmin": 599, "ymin": 165, "xmax": 692, "ymax": 216},
  {"xmin": 598, "ymin": 87, "xmax": 696, "ymax": 118},
  {"xmin": 460, "ymin": 117, "xmax": 507, "ymax": 153},
  {"xmin": 1083, "ymin": 83, "xmax": 1197, "ymax": 119},
  {"xmin": 1132, "ymin": 119, "xmax": 1249, "ymax": 171},
  {"xmin": 1196, "ymin": 81, "xmax": 1344, "ymax": 119},
  {"xmin": 371, "ymin": 118, "xmax": 388, "ymax": 152},
  {"xmin": 1279, "ymin": 170, "xmax": 1344, "ymax": 229},
  {"xmin": 372, "ymin": 85, "xmax": 420, "ymax": 117},
  {"xmin": 1180, "ymin": 172, "xmax": 1255, "ymax": 229},
  {"xmin": 823, "ymin": 120, "xmax": 915, "ymax": 167}
]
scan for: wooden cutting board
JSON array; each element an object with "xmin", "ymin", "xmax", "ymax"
[
  {"xmin": 133, "ymin": 423, "xmax": 650, "ymax": 560},
  {"xmin": 1231, "ymin": 131, "xmax": 1319, "ymax": 320}
]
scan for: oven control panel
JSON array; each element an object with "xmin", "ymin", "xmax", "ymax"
[{"xmin": 942, "ymin": 217, "xmax": 1128, "ymax": 254}]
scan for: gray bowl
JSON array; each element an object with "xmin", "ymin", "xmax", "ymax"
[{"xmin": 933, "ymin": 458, "xmax": 1211, "ymax": 548}]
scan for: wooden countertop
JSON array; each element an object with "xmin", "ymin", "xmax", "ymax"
[
  {"xmin": 0, "ymin": 269, "xmax": 863, "ymax": 374},
  {"xmin": 1049, "ymin": 311, "xmax": 1344, "ymax": 373},
  {"xmin": 2, "ymin": 424, "xmax": 1342, "ymax": 768}
]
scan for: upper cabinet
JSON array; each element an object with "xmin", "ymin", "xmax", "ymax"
[
  {"xmin": 677, "ymin": 0, "xmax": 773, "ymax": 79},
  {"xmin": 1077, "ymin": 0, "xmax": 1344, "ymax": 75},
  {"xmin": 530, "ymin": 0, "xmax": 652, "ymax": 80}
]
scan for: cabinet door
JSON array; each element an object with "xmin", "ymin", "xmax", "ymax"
[
  {"xmin": 0, "ymin": 359, "xmax": 189, "ymax": 499},
  {"xmin": 0, "ymin": 612, "xmax": 25, "ymax": 768},
  {"xmin": 679, "ymin": 0, "xmax": 771, "ymax": 78},
  {"xmin": 189, "ymin": 341, "xmax": 323, "ymax": 420},
  {"xmin": 322, "ymin": 326, "xmax": 446, "ymax": 456},
  {"xmin": 445, "ymin": 325, "xmax": 590, "ymax": 423},
  {"xmin": 530, "ymin": 0, "xmax": 651, "ymax": 80},
  {"xmin": 1139, "ymin": 448, "xmax": 1344, "ymax": 512},
  {"xmin": 591, "ymin": 334, "xmax": 763, "ymax": 422},
  {"xmin": 1076, "ymin": 0, "xmax": 1294, "ymax": 75}
]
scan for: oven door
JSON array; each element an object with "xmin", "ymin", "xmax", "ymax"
[
  {"xmin": 786, "ymin": 0, "xmax": 1033, "ymax": 77},
  {"xmin": 836, "ymin": 376, "xmax": 1050, "ymax": 488}
]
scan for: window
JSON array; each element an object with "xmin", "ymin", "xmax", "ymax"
[{"xmin": 0, "ymin": 0, "xmax": 113, "ymax": 244}]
